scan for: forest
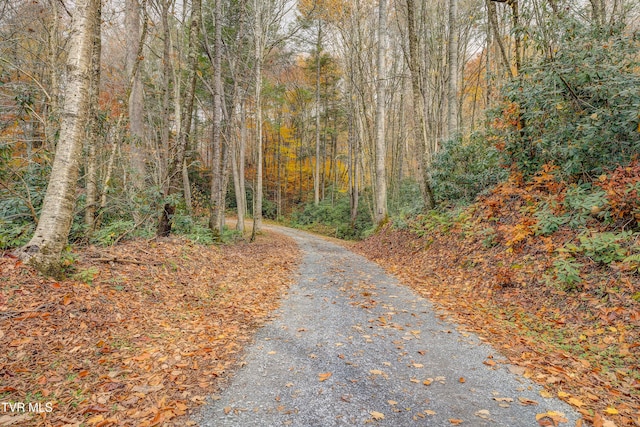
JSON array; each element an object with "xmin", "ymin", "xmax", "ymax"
[
  {"xmin": 1, "ymin": 0, "xmax": 640, "ymax": 425},
  {"xmin": 0, "ymin": 0, "xmax": 638, "ymax": 270}
]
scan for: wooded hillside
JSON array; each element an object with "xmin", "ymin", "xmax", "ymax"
[{"xmin": 1, "ymin": 0, "xmax": 638, "ymax": 271}]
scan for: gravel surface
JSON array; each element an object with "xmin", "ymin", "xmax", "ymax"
[{"xmin": 197, "ymin": 226, "xmax": 582, "ymax": 426}]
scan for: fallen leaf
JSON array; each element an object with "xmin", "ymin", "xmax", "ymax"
[
  {"xmin": 475, "ymin": 409, "xmax": 490, "ymax": 419},
  {"xmin": 423, "ymin": 378, "xmax": 433, "ymax": 386},
  {"xmin": 493, "ymin": 397, "xmax": 514, "ymax": 402},
  {"xmin": 449, "ymin": 419, "xmax": 464, "ymax": 425},
  {"xmin": 459, "ymin": 377, "xmax": 465, "ymax": 383},
  {"xmin": 536, "ymin": 411, "xmax": 568, "ymax": 426},
  {"xmin": 518, "ymin": 397, "xmax": 539, "ymax": 406},
  {"xmin": 86, "ymin": 415, "xmax": 105, "ymax": 425},
  {"xmin": 131, "ymin": 384, "xmax": 163, "ymax": 394},
  {"xmin": 318, "ymin": 372, "xmax": 332, "ymax": 382},
  {"xmin": 387, "ymin": 400, "xmax": 397, "ymax": 405},
  {"xmin": 370, "ymin": 369, "xmax": 384, "ymax": 375},
  {"xmin": 412, "ymin": 363, "xmax": 424, "ymax": 368},
  {"xmin": 0, "ymin": 414, "xmax": 31, "ymax": 426},
  {"xmin": 223, "ymin": 407, "xmax": 232, "ymax": 415},
  {"xmin": 568, "ymin": 397, "xmax": 584, "ymax": 407},
  {"xmin": 539, "ymin": 390, "xmax": 553, "ymax": 398},
  {"xmin": 424, "ymin": 410, "xmax": 436, "ymax": 415},
  {"xmin": 370, "ymin": 411, "xmax": 385, "ymax": 420},
  {"xmin": 604, "ymin": 407, "xmax": 618, "ymax": 415}
]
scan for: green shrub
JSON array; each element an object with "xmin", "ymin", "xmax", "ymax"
[
  {"xmin": 576, "ymin": 231, "xmax": 632, "ymax": 265},
  {"xmin": 551, "ymin": 257, "xmax": 584, "ymax": 292},
  {"xmin": 534, "ymin": 204, "xmax": 570, "ymax": 236},
  {"xmin": 288, "ymin": 193, "xmax": 373, "ymax": 240},
  {"xmin": 171, "ymin": 214, "xmax": 215, "ymax": 245},
  {"xmin": 431, "ymin": 134, "xmax": 507, "ymax": 204},
  {"xmin": 90, "ymin": 220, "xmax": 138, "ymax": 246},
  {"xmin": 496, "ymin": 20, "xmax": 640, "ymax": 178}
]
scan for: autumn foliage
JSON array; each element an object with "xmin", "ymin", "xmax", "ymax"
[
  {"xmin": 356, "ymin": 170, "xmax": 640, "ymax": 426},
  {"xmin": 0, "ymin": 234, "xmax": 299, "ymax": 426}
]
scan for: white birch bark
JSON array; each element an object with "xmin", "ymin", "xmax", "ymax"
[{"xmin": 17, "ymin": 0, "xmax": 100, "ymax": 274}]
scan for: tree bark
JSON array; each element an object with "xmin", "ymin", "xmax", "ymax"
[
  {"xmin": 85, "ymin": 3, "xmax": 102, "ymax": 233},
  {"xmin": 251, "ymin": 0, "xmax": 265, "ymax": 238},
  {"xmin": 209, "ymin": 0, "xmax": 224, "ymax": 234},
  {"xmin": 16, "ymin": 0, "xmax": 100, "ymax": 274},
  {"xmin": 158, "ymin": 0, "xmax": 200, "ymax": 236},
  {"xmin": 405, "ymin": 0, "xmax": 436, "ymax": 209},
  {"xmin": 447, "ymin": 0, "xmax": 458, "ymax": 138},
  {"xmin": 313, "ymin": 20, "xmax": 322, "ymax": 206},
  {"xmin": 374, "ymin": 0, "xmax": 388, "ymax": 225},
  {"xmin": 126, "ymin": 0, "xmax": 146, "ymax": 199}
]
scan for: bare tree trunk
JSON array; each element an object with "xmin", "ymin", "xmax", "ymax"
[
  {"xmin": 126, "ymin": 0, "xmax": 146, "ymax": 200},
  {"xmin": 85, "ymin": 3, "xmax": 102, "ymax": 233},
  {"xmin": 374, "ymin": 0, "xmax": 388, "ymax": 225},
  {"xmin": 16, "ymin": 0, "xmax": 100, "ymax": 274},
  {"xmin": 487, "ymin": 0, "xmax": 514, "ymax": 78},
  {"xmin": 233, "ymin": 97, "xmax": 247, "ymax": 232},
  {"xmin": 158, "ymin": 0, "xmax": 200, "ymax": 236},
  {"xmin": 182, "ymin": 159, "xmax": 192, "ymax": 214},
  {"xmin": 159, "ymin": 0, "xmax": 172, "ymax": 189},
  {"xmin": 251, "ymin": 0, "xmax": 264, "ymax": 239},
  {"xmin": 405, "ymin": 0, "xmax": 435, "ymax": 209},
  {"xmin": 447, "ymin": 0, "xmax": 458, "ymax": 138},
  {"xmin": 209, "ymin": 0, "xmax": 224, "ymax": 234},
  {"xmin": 45, "ymin": 0, "xmax": 61, "ymax": 152},
  {"xmin": 313, "ymin": 20, "xmax": 322, "ymax": 206}
]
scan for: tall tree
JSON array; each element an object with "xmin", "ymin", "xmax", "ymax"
[
  {"xmin": 85, "ymin": 1, "xmax": 102, "ymax": 232},
  {"xmin": 15, "ymin": 0, "xmax": 101, "ymax": 274},
  {"xmin": 447, "ymin": 0, "xmax": 458, "ymax": 138},
  {"xmin": 126, "ymin": 0, "xmax": 146, "ymax": 199},
  {"xmin": 209, "ymin": 0, "xmax": 224, "ymax": 234},
  {"xmin": 157, "ymin": 0, "xmax": 201, "ymax": 236},
  {"xmin": 404, "ymin": 0, "xmax": 436, "ymax": 209},
  {"xmin": 373, "ymin": 0, "xmax": 388, "ymax": 225}
]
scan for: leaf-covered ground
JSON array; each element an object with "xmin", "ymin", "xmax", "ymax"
[
  {"xmin": 355, "ymin": 178, "xmax": 640, "ymax": 427},
  {"xmin": 0, "ymin": 232, "xmax": 299, "ymax": 426}
]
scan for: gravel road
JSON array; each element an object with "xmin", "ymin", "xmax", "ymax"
[{"xmin": 196, "ymin": 226, "xmax": 582, "ymax": 426}]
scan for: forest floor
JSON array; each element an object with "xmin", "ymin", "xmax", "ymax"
[
  {"xmin": 354, "ymin": 178, "xmax": 640, "ymax": 427},
  {"xmin": 0, "ymin": 231, "xmax": 299, "ymax": 427}
]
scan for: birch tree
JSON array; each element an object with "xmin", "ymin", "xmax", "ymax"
[{"xmin": 16, "ymin": 0, "xmax": 101, "ymax": 274}]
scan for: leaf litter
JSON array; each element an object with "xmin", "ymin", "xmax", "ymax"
[
  {"xmin": 355, "ymin": 177, "xmax": 640, "ymax": 427},
  {"xmin": 0, "ymin": 232, "xmax": 299, "ymax": 426}
]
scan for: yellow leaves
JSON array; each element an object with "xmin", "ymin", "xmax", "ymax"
[
  {"xmin": 538, "ymin": 389, "xmax": 552, "ymax": 399},
  {"xmin": 568, "ymin": 397, "xmax": 584, "ymax": 407},
  {"xmin": 318, "ymin": 372, "xmax": 332, "ymax": 382},
  {"xmin": 604, "ymin": 407, "xmax": 619, "ymax": 415}
]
